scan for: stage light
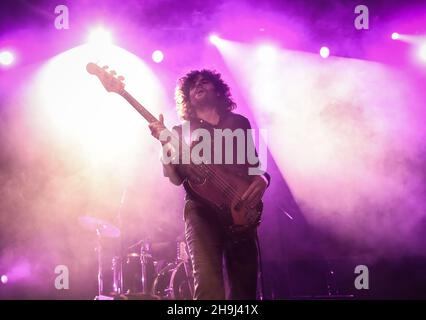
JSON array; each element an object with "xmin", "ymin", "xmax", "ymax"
[
  {"xmin": 256, "ymin": 44, "xmax": 278, "ymax": 61},
  {"xmin": 88, "ymin": 27, "xmax": 112, "ymax": 46},
  {"xmin": 152, "ymin": 50, "xmax": 164, "ymax": 63},
  {"xmin": 0, "ymin": 275, "xmax": 8, "ymax": 284},
  {"xmin": 209, "ymin": 34, "xmax": 220, "ymax": 45},
  {"xmin": 391, "ymin": 32, "xmax": 400, "ymax": 40},
  {"xmin": 419, "ymin": 43, "xmax": 426, "ymax": 62},
  {"xmin": 0, "ymin": 50, "xmax": 14, "ymax": 66},
  {"xmin": 319, "ymin": 46, "xmax": 330, "ymax": 59}
]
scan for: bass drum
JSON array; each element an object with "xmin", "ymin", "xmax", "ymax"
[{"xmin": 152, "ymin": 261, "xmax": 194, "ymax": 300}]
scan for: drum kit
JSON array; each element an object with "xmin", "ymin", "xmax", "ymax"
[{"xmin": 78, "ymin": 215, "xmax": 194, "ymax": 300}]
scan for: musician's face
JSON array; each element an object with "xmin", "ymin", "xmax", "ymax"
[{"xmin": 189, "ymin": 75, "xmax": 217, "ymax": 108}]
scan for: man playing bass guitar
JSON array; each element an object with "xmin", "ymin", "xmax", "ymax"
[{"xmin": 149, "ymin": 69, "xmax": 270, "ymax": 300}]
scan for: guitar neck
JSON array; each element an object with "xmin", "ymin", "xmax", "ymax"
[
  {"xmin": 121, "ymin": 90, "xmax": 159, "ymax": 124},
  {"xmin": 120, "ymin": 88, "xmax": 230, "ymax": 192},
  {"xmin": 120, "ymin": 89, "xmax": 180, "ymax": 147}
]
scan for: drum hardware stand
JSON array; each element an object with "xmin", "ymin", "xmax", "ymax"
[
  {"xmin": 177, "ymin": 240, "xmax": 194, "ymax": 298},
  {"xmin": 182, "ymin": 261, "xmax": 194, "ymax": 298},
  {"xmin": 321, "ymin": 260, "xmax": 354, "ymax": 299},
  {"xmin": 111, "ymin": 188, "xmax": 127, "ymax": 296},
  {"xmin": 78, "ymin": 214, "xmax": 121, "ymax": 300},
  {"xmin": 140, "ymin": 240, "xmax": 152, "ymax": 295},
  {"xmin": 94, "ymin": 227, "xmax": 114, "ymax": 300},
  {"xmin": 112, "ymin": 256, "xmax": 122, "ymax": 294},
  {"xmin": 96, "ymin": 227, "xmax": 103, "ymax": 297}
]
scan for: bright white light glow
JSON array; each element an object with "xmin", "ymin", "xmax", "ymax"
[
  {"xmin": 419, "ymin": 43, "xmax": 426, "ymax": 62},
  {"xmin": 0, "ymin": 50, "xmax": 14, "ymax": 66},
  {"xmin": 152, "ymin": 50, "xmax": 164, "ymax": 63},
  {"xmin": 0, "ymin": 275, "xmax": 7, "ymax": 284},
  {"xmin": 88, "ymin": 27, "xmax": 112, "ymax": 47},
  {"xmin": 391, "ymin": 32, "xmax": 400, "ymax": 40},
  {"xmin": 209, "ymin": 34, "xmax": 220, "ymax": 45},
  {"xmin": 256, "ymin": 44, "xmax": 278, "ymax": 61},
  {"xmin": 213, "ymin": 39, "xmax": 426, "ymax": 254},
  {"xmin": 32, "ymin": 44, "xmax": 168, "ymax": 178},
  {"xmin": 319, "ymin": 46, "xmax": 330, "ymax": 58}
]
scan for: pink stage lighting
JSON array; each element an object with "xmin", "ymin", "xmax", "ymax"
[
  {"xmin": 152, "ymin": 50, "xmax": 164, "ymax": 63},
  {"xmin": 209, "ymin": 34, "xmax": 220, "ymax": 45},
  {"xmin": 0, "ymin": 275, "xmax": 8, "ymax": 284},
  {"xmin": 419, "ymin": 43, "xmax": 426, "ymax": 62},
  {"xmin": 319, "ymin": 46, "xmax": 330, "ymax": 59},
  {"xmin": 0, "ymin": 50, "xmax": 14, "ymax": 66},
  {"xmin": 88, "ymin": 27, "xmax": 112, "ymax": 46}
]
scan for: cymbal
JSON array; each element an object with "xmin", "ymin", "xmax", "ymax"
[{"xmin": 79, "ymin": 215, "xmax": 120, "ymax": 238}]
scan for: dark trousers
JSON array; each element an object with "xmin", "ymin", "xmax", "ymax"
[{"xmin": 184, "ymin": 199, "xmax": 259, "ymax": 300}]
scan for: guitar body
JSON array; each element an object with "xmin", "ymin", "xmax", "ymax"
[{"xmin": 186, "ymin": 164, "xmax": 263, "ymax": 231}]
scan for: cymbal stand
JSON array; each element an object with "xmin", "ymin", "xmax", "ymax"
[
  {"xmin": 140, "ymin": 240, "xmax": 152, "ymax": 295},
  {"xmin": 113, "ymin": 188, "xmax": 127, "ymax": 295},
  {"xmin": 95, "ymin": 227, "xmax": 104, "ymax": 298}
]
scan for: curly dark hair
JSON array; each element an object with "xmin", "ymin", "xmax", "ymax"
[{"xmin": 175, "ymin": 69, "xmax": 236, "ymax": 120}]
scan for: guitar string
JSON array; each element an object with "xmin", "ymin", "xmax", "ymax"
[
  {"xmin": 197, "ymin": 163, "xmax": 260, "ymax": 224},
  {"xmin": 179, "ymin": 146, "xmax": 237, "ymax": 200},
  {"xmin": 166, "ymin": 131, "xmax": 260, "ymax": 224},
  {"xmin": 178, "ymin": 138, "xmax": 259, "ymax": 217},
  {"xmin": 177, "ymin": 139, "xmax": 240, "ymax": 201},
  {"xmin": 121, "ymin": 91, "xmax": 239, "ymax": 200},
  {"xmin": 123, "ymin": 92, "xmax": 258, "ymax": 220},
  {"xmin": 184, "ymin": 146, "xmax": 262, "ymax": 224}
]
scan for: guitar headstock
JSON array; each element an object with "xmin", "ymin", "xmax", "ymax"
[{"xmin": 86, "ymin": 62, "xmax": 125, "ymax": 94}]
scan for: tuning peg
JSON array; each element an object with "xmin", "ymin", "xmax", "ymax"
[
  {"xmin": 118, "ymin": 75, "xmax": 125, "ymax": 81},
  {"xmin": 109, "ymin": 70, "xmax": 117, "ymax": 76},
  {"xmin": 102, "ymin": 65, "xmax": 109, "ymax": 69}
]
